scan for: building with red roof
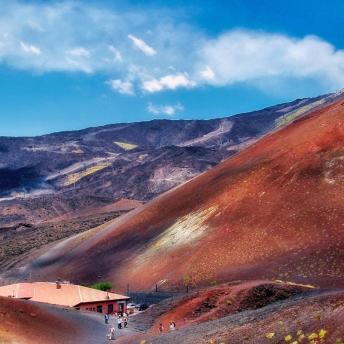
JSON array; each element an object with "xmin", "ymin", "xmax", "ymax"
[{"xmin": 0, "ymin": 281, "xmax": 129, "ymax": 314}]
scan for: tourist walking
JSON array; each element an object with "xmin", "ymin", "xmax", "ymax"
[
  {"xmin": 117, "ymin": 316, "xmax": 123, "ymax": 329},
  {"xmin": 107, "ymin": 326, "xmax": 116, "ymax": 340},
  {"xmin": 159, "ymin": 323, "xmax": 164, "ymax": 333}
]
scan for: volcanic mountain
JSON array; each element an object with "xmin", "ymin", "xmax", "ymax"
[
  {"xmin": 0, "ymin": 92, "xmax": 337, "ymax": 229},
  {"xmin": 2, "ymin": 93, "xmax": 339, "ymax": 272},
  {"xmin": 8, "ymin": 91, "xmax": 344, "ymax": 291}
]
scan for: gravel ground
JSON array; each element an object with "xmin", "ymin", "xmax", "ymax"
[{"xmin": 115, "ymin": 289, "xmax": 340, "ymax": 344}]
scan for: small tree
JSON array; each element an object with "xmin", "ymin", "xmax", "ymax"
[{"xmin": 90, "ymin": 282, "xmax": 112, "ymax": 291}]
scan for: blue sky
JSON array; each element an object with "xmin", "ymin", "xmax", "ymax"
[{"xmin": 0, "ymin": 0, "xmax": 343, "ymax": 136}]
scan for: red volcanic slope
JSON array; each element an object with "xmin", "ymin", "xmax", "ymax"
[
  {"xmin": 151, "ymin": 280, "xmax": 311, "ymax": 330},
  {"xmin": 17, "ymin": 97, "xmax": 344, "ymax": 290},
  {"xmin": 0, "ymin": 297, "xmax": 104, "ymax": 344},
  {"xmin": 122, "ymin": 289, "xmax": 344, "ymax": 344}
]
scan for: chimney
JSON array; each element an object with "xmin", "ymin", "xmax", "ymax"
[{"xmin": 56, "ymin": 278, "xmax": 61, "ymax": 289}]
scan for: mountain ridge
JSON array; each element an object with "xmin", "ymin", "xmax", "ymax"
[
  {"xmin": 0, "ymin": 94, "xmax": 327, "ymax": 139},
  {"xmin": 6, "ymin": 92, "xmax": 344, "ymax": 291}
]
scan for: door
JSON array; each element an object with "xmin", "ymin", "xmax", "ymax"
[
  {"xmin": 107, "ymin": 304, "xmax": 114, "ymax": 314},
  {"xmin": 118, "ymin": 302, "xmax": 124, "ymax": 314},
  {"xmin": 97, "ymin": 305, "xmax": 103, "ymax": 313}
]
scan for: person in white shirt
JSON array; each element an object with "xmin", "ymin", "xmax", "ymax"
[{"xmin": 117, "ymin": 316, "xmax": 123, "ymax": 329}]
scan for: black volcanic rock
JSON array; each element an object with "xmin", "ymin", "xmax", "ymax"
[
  {"xmin": 0, "ymin": 91, "xmax": 340, "ymax": 227},
  {"xmin": 0, "ymin": 166, "xmax": 42, "ymax": 193}
]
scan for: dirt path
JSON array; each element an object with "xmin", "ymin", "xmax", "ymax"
[{"xmin": 81, "ymin": 312, "xmax": 149, "ymax": 343}]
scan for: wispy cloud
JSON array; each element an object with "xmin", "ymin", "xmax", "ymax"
[
  {"xmin": 0, "ymin": 1, "xmax": 343, "ymax": 96},
  {"xmin": 128, "ymin": 34, "xmax": 156, "ymax": 56},
  {"xmin": 107, "ymin": 79, "xmax": 134, "ymax": 95},
  {"xmin": 67, "ymin": 47, "xmax": 90, "ymax": 57},
  {"xmin": 142, "ymin": 73, "xmax": 196, "ymax": 93},
  {"xmin": 20, "ymin": 41, "xmax": 41, "ymax": 55},
  {"xmin": 108, "ymin": 46, "xmax": 123, "ymax": 62},
  {"xmin": 147, "ymin": 102, "xmax": 184, "ymax": 116}
]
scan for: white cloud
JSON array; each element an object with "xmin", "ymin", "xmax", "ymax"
[
  {"xmin": 0, "ymin": 2, "xmax": 342, "ymax": 96},
  {"xmin": 198, "ymin": 30, "xmax": 344, "ymax": 88},
  {"xmin": 147, "ymin": 102, "xmax": 184, "ymax": 116},
  {"xmin": 128, "ymin": 34, "xmax": 156, "ymax": 56},
  {"xmin": 200, "ymin": 66, "xmax": 215, "ymax": 80},
  {"xmin": 142, "ymin": 79, "xmax": 163, "ymax": 93},
  {"xmin": 20, "ymin": 41, "xmax": 41, "ymax": 55},
  {"xmin": 142, "ymin": 73, "xmax": 196, "ymax": 93},
  {"xmin": 67, "ymin": 47, "xmax": 90, "ymax": 57},
  {"xmin": 107, "ymin": 79, "xmax": 134, "ymax": 95}
]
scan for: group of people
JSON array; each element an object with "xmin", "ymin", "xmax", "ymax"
[
  {"xmin": 117, "ymin": 313, "xmax": 128, "ymax": 329},
  {"xmin": 106, "ymin": 313, "xmax": 177, "ymax": 340},
  {"xmin": 106, "ymin": 313, "xmax": 129, "ymax": 340},
  {"xmin": 158, "ymin": 321, "xmax": 177, "ymax": 333}
]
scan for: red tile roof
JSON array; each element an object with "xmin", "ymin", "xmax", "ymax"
[{"xmin": 0, "ymin": 282, "xmax": 129, "ymax": 307}]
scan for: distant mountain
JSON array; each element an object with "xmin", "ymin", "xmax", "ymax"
[
  {"xmin": 9, "ymin": 91, "xmax": 344, "ymax": 290},
  {"xmin": 0, "ymin": 91, "xmax": 341, "ymax": 227}
]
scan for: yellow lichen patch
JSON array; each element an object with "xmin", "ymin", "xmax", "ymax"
[
  {"xmin": 63, "ymin": 163, "xmax": 111, "ymax": 186},
  {"xmin": 136, "ymin": 206, "xmax": 218, "ymax": 263},
  {"xmin": 266, "ymin": 332, "xmax": 275, "ymax": 339},
  {"xmin": 113, "ymin": 141, "xmax": 138, "ymax": 151},
  {"xmin": 284, "ymin": 334, "xmax": 293, "ymax": 342},
  {"xmin": 308, "ymin": 333, "xmax": 318, "ymax": 341},
  {"xmin": 318, "ymin": 329, "xmax": 327, "ymax": 340},
  {"xmin": 276, "ymin": 99, "xmax": 325, "ymax": 127}
]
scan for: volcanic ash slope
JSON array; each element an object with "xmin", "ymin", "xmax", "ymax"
[{"xmin": 14, "ymin": 96, "xmax": 344, "ymax": 290}]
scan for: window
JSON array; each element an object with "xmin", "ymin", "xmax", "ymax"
[{"xmin": 97, "ymin": 305, "xmax": 103, "ymax": 313}]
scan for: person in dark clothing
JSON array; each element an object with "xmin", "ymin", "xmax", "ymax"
[
  {"xmin": 159, "ymin": 323, "xmax": 164, "ymax": 333},
  {"xmin": 117, "ymin": 316, "xmax": 122, "ymax": 329}
]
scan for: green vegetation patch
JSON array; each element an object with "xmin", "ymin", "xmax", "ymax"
[{"xmin": 90, "ymin": 281, "xmax": 112, "ymax": 291}]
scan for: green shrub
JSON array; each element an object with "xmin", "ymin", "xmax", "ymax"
[{"xmin": 90, "ymin": 282, "xmax": 112, "ymax": 291}]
